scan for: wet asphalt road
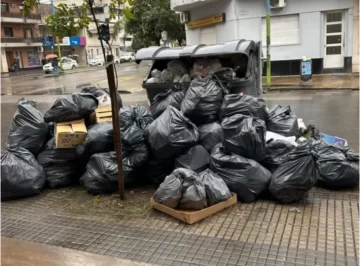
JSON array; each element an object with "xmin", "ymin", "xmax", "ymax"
[
  {"xmin": 1, "ymin": 90, "xmax": 358, "ymax": 153},
  {"xmin": 1, "ymin": 61, "xmax": 149, "ymax": 96}
]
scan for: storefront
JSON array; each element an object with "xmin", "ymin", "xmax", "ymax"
[
  {"xmin": 43, "ymin": 36, "xmax": 87, "ymax": 64},
  {"xmin": 4, "ymin": 47, "xmax": 42, "ymax": 71}
]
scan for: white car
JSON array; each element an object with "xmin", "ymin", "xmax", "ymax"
[
  {"xmin": 88, "ymin": 55, "xmax": 120, "ymax": 66},
  {"xmin": 43, "ymin": 57, "xmax": 78, "ymax": 74},
  {"xmin": 120, "ymin": 52, "xmax": 135, "ymax": 63}
]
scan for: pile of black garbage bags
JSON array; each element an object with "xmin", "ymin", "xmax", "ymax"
[{"xmin": 2, "ymin": 78, "xmax": 359, "ymax": 208}]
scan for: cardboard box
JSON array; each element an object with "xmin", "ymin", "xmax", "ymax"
[
  {"xmin": 151, "ymin": 193, "xmax": 237, "ymax": 224},
  {"xmin": 90, "ymin": 105, "xmax": 112, "ymax": 124},
  {"xmin": 55, "ymin": 119, "xmax": 87, "ymax": 148}
]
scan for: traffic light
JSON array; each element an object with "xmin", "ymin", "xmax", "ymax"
[{"xmin": 99, "ymin": 24, "xmax": 110, "ymax": 42}]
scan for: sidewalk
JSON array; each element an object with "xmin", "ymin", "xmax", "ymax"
[{"xmin": 264, "ymin": 73, "xmax": 359, "ymax": 91}]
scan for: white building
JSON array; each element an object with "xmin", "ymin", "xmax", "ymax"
[
  {"xmin": 171, "ymin": 0, "xmax": 359, "ymax": 74},
  {"xmin": 53, "ymin": 0, "xmax": 132, "ymax": 63}
]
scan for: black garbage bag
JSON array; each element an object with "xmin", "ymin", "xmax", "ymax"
[
  {"xmin": 150, "ymin": 86, "xmax": 185, "ymax": 119},
  {"xmin": 76, "ymin": 122, "xmax": 113, "ymax": 162},
  {"xmin": 48, "ymin": 122, "xmax": 55, "ymax": 140},
  {"xmin": 174, "ymin": 168, "xmax": 207, "ymax": 210},
  {"xmin": 80, "ymin": 143, "xmax": 149, "ymax": 194},
  {"xmin": 80, "ymin": 152, "xmax": 118, "ymax": 194},
  {"xmin": 147, "ymin": 158, "xmax": 175, "ymax": 185},
  {"xmin": 267, "ymin": 105, "xmax": 299, "ymax": 137},
  {"xmin": 8, "ymin": 98, "xmax": 48, "ymax": 155},
  {"xmin": 81, "ymin": 86, "xmax": 122, "ymax": 110},
  {"xmin": 120, "ymin": 105, "xmax": 153, "ymax": 147},
  {"xmin": 122, "ymin": 142, "xmax": 150, "ymax": 186},
  {"xmin": 262, "ymin": 139, "xmax": 296, "ymax": 173},
  {"xmin": 181, "ymin": 76, "xmax": 226, "ymax": 125},
  {"xmin": 198, "ymin": 169, "xmax": 232, "ymax": 206},
  {"xmin": 222, "ymin": 114, "xmax": 267, "ymax": 162},
  {"xmin": 37, "ymin": 138, "xmax": 78, "ymax": 188},
  {"xmin": 1, "ymin": 146, "xmax": 46, "ymax": 200},
  {"xmin": 220, "ymin": 94, "xmax": 268, "ymax": 121},
  {"xmin": 175, "ymin": 145, "xmax": 209, "ymax": 173},
  {"xmin": 269, "ymin": 140, "xmax": 318, "ymax": 204},
  {"xmin": 44, "ymin": 93, "xmax": 98, "ymax": 123},
  {"xmin": 315, "ymin": 141, "xmax": 359, "ymax": 189},
  {"xmin": 153, "ymin": 171, "xmax": 183, "ymax": 208},
  {"xmin": 210, "ymin": 144, "xmax": 271, "ymax": 203},
  {"xmin": 198, "ymin": 122, "xmax": 223, "ymax": 151},
  {"xmin": 145, "ymin": 106, "xmax": 199, "ymax": 160}
]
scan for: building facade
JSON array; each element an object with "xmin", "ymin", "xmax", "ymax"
[
  {"xmin": 1, "ymin": 0, "xmax": 43, "ymax": 72},
  {"xmin": 172, "ymin": 0, "xmax": 359, "ymax": 75}
]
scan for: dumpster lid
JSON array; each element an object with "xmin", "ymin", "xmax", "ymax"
[{"xmin": 135, "ymin": 39, "xmax": 256, "ymax": 61}]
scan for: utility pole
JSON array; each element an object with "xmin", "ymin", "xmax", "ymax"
[
  {"xmin": 266, "ymin": 0, "xmax": 271, "ymax": 90},
  {"xmin": 106, "ymin": 54, "xmax": 125, "ymax": 200}
]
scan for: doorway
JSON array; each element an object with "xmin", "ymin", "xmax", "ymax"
[
  {"xmin": 15, "ymin": 51, "xmax": 23, "ymax": 68},
  {"xmin": 324, "ymin": 11, "xmax": 344, "ymax": 69},
  {"xmin": 5, "ymin": 51, "xmax": 13, "ymax": 70},
  {"xmin": 200, "ymin": 26, "xmax": 217, "ymax": 45}
]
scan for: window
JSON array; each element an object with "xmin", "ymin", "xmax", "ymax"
[
  {"xmin": 1, "ymin": 2, "xmax": 9, "ymax": 12},
  {"xmin": 262, "ymin": 14, "xmax": 300, "ymax": 46},
  {"xmin": 96, "ymin": 49, "xmax": 99, "ymax": 55},
  {"xmin": 125, "ymin": 38, "xmax": 132, "ymax": 41},
  {"xmin": 4, "ymin": 27, "xmax": 13, "ymax": 37},
  {"xmin": 24, "ymin": 29, "xmax": 33, "ymax": 38}
]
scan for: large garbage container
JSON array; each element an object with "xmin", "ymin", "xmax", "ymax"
[{"xmin": 135, "ymin": 39, "xmax": 263, "ymax": 105}]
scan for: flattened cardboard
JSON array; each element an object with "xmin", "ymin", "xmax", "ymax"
[
  {"xmin": 90, "ymin": 105, "xmax": 112, "ymax": 124},
  {"xmin": 151, "ymin": 193, "xmax": 237, "ymax": 224},
  {"xmin": 55, "ymin": 119, "xmax": 87, "ymax": 148}
]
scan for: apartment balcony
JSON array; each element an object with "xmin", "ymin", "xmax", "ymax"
[
  {"xmin": 171, "ymin": 0, "xmax": 221, "ymax": 12},
  {"xmin": 1, "ymin": 11, "xmax": 41, "ymax": 23},
  {"xmin": 1, "ymin": 37, "xmax": 43, "ymax": 47}
]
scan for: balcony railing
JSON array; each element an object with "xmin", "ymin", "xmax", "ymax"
[
  {"xmin": 1, "ymin": 11, "xmax": 41, "ymax": 20},
  {"xmin": 1, "ymin": 37, "xmax": 43, "ymax": 43}
]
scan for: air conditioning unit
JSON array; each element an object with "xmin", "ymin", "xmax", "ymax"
[
  {"xmin": 11, "ymin": 3, "xmax": 16, "ymax": 7},
  {"xmin": 270, "ymin": 0, "xmax": 286, "ymax": 9},
  {"xmin": 179, "ymin": 12, "xmax": 189, "ymax": 24},
  {"xmin": 37, "ymin": 47, "xmax": 44, "ymax": 52}
]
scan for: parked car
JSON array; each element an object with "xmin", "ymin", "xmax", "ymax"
[
  {"xmin": 88, "ymin": 55, "xmax": 120, "ymax": 66},
  {"xmin": 43, "ymin": 57, "xmax": 78, "ymax": 74},
  {"xmin": 88, "ymin": 55, "xmax": 105, "ymax": 66},
  {"xmin": 120, "ymin": 52, "xmax": 135, "ymax": 63}
]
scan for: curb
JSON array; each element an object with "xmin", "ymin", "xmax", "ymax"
[{"xmin": 266, "ymin": 87, "xmax": 359, "ymax": 91}]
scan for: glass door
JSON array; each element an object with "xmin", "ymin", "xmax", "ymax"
[{"xmin": 324, "ymin": 11, "xmax": 344, "ymax": 68}]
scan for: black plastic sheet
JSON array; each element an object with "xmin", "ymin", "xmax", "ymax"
[
  {"xmin": 1, "ymin": 146, "xmax": 46, "ymax": 200},
  {"xmin": 8, "ymin": 98, "xmax": 48, "ymax": 155},
  {"xmin": 145, "ymin": 106, "xmax": 199, "ymax": 160},
  {"xmin": 210, "ymin": 144, "xmax": 271, "ymax": 203},
  {"xmin": 44, "ymin": 93, "xmax": 98, "ymax": 123},
  {"xmin": 222, "ymin": 114, "xmax": 266, "ymax": 162}
]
